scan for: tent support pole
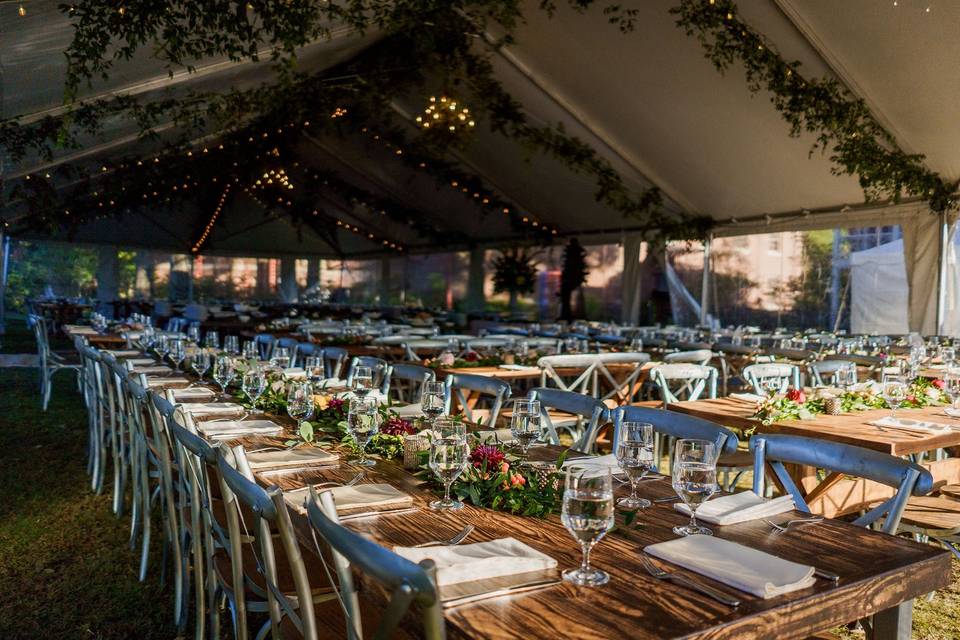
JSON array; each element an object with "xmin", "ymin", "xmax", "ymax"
[
  {"xmin": 0, "ymin": 231, "xmax": 9, "ymax": 335},
  {"xmin": 699, "ymin": 234, "xmax": 712, "ymax": 327},
  {"xmin": 937, "ymin": 211, "xmax": 949, "ymax": 335}
]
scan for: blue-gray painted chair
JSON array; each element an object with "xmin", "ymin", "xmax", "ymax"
[
  {"xmin": 444, "ymin": 373, "xmax": 511, "ymax": 426},
  {"xmin": 78, "ymin": 343, "xmax": 106, "ymax": 491},
  {"xmin": 166, "ymin": 317, "xmax": 190, "ymax": 333},
  {"xmin": 322, "ymin": 346, "xmax": 349, "ymax": 379},
  {"xmin": 528, "ymin": 387, "xmax": 609, "ymax": 449},
  {"xmin": 253, "ymin": 333, "xmax": 277, "ymax": 361},
  {"xmin": 29, "ymin": 314, "xmax": 82, "ymax": 410},
  {"xmin": 295, "ymin": 341, "xmax": 320, "ymax": 367},
  {"xmin": 809, "ymin": 359, "xmax": 858, "ymax": 387},
  {"xmin": 404, "ymin": 338, "xmax": 450, "ymax": 361},
  {"xmin": 388, "ymin": 363, "xmax": 436, "ymax": 404},
  {"xmin": 649, "ymin": 363, "xmax": 717, "ymax": 405},
  {"xmin": 743, "ymin": 362, "xmax": 801, "ymax": 395},
  {"xmin": 663, "ymin": 349, "xmax": 714, "ymax": 366},
  {"xmin": 346, "ymin": 356, "xmax": 392, "ymax": 395},
  {"xmin": 750, "ymin": 434, "xmax": 932, "ymax": 534},
  {"xmin": 305, "ymin": 488, "xmax": 445, "ymax": 640}
]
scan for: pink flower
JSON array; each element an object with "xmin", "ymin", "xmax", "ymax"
[
  {"xmin": 933, "ymin": 379, "xmax": 945, "ymax": 389},
  {"xmin": 510, "ymin": 473, "xmax": 526, "ymax": 488},
  {"xmin": 469, "ymin": 444, "xmax": 506, "ymax": 470},
  {"xmin": 438, "ymin": 352, "xmax": 455, "ymax": 366},
  {"xmin": 785, "ymin": 388, "xmax": 806, "ymax": 404}
]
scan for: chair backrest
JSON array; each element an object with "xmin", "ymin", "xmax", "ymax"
[
  {"xmin": 664, "ymin": 349, "xmax": 713, "ymax": 366},
  {"xmin": 444, "ymin": 373, "xmax": 511, "ymax": 425},
  {"xmin": 537, "ymin": 354, "xmax": 599, "ymax": 395},
  {"xmin": 388, "ymin": 364, "xmax": 435, "ymax": 404},
  {"xmin": 322, "ymin": 346, "xmax": 348, "ymax": 379},
  {"xmin": 525, "ymin": 337, "xmax": 561, "ymax": 353},
  {"xmin": 28, "ymin": 314, "xmax": 51, "ymax": 365},
  {"xmin": 808, "ymin": 359, "xmax": 858, "ymax": 387},
  {"xmin": 166, "ymin": 317, "xmax": 190, "ymax": 333},
  {"xmin": 750, "ymin": 434, "xmax": 932, "ymax": 533},
  {"xmin": 594, "ymin": 352, "xmax": 651, "ymax": 403},
  {"xmin": 372, "ymin": 335, "xmax": 411, "ymax": 346},
  {"xmin": 743, "ymin": 362, "xmax": 800, "ymax": 395},
  {"xmin": 305, "ymin": 488, "xmax": 445, "ymax": 640},
  {"xmin": 404, "ymin": 339, "xmax": 449, "ymax": 362},
  {"xmin": 650, "ymin": 364, "xmax": 717, "ymax": 404},
  {"xmin": 346, "ymin": 356, "xmax": 392, "ymax": 395},
  {"xmin": 464, "ymin": 338, "xmax": 509, "ymax": 352},
  {"xmin": 608, "ymin": 406, "xmax": 739, "ymax": 457},
  {"xmin": 253, "ymin": 333, "xmax": 277, "ymax": 361},
  {"xmin": 528, "ymin": 387, "xmax": 609, "ymax": 448},
  {"xmin": 295, "ymin": 341, "xmax": 319, "ymax": 366}
]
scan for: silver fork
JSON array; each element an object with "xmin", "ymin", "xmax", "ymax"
[
  {"xmin": 413, "ymin": 524, "xmax": 475, "ymax": 548},
  {"xmin": 639, "ymin": 554, "xmax": 741, "ymax": 607},
  {"xmin": 764, "ymin": 516, "xmax": 823, "ymax": 533}
]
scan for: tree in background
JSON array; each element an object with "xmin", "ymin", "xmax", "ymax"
[
  {"xmin": 492, "ymin": 248, "xmax": 538, "ymax": 314},
  {"xmin": 559, "ymin": 238, "xmax": 588, "ymax": 321}
]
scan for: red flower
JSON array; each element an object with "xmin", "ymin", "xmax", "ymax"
[
  {"xmin": 469, "ymin": 444, "xmax": 506, "ymax": 469},
  {"xmin": 463, "ymin": 351, "xmax": 480, "ymax": 362},
  {"xmin": 382, "ymin": 415, "xmax": 416, "ymax": 436},
  {"xmin": 785, "ymin": 388, "xmax": 806, "ymax": 404},
  {"xmin": 933, "ymin": 379, "xmax": 945, "ymax": 389},
  {"xmin": 326, "ymin": 397, "xmax": 346, "ymax": 415}
]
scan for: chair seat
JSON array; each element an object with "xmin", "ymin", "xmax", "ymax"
[
  {"xmin": 899, "ymin": 496, "xmax": 960, "ymax": 533},
  {"xmin": 281, "ymin": 592, "xmax": 418, "ymax": 640},
  {"xmin": 718, "ymin": 450, "xmax": 754, "ymax": 469},
  {"xmin": 213, "ymin": 539, "xmax": 336, "ymax": 600}
]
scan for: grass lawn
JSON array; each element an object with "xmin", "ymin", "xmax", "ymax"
[{"xmin": 0, "ymin": 318, "xmax": 957, "ymax": 638}]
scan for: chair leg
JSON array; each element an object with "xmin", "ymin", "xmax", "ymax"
[{"xmin": 137, "ymin": 451, "xmax": 152, "ymax": 582}]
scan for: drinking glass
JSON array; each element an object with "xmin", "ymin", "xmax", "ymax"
[
  {"xmin": 944, "ymin": 373, "xmax": 960, "ymax": 410},
  {"xmin": 271, "ymin": 347, "xmax": 291, "ymax": 369},
  {"xmin": 671, "ymin": 439, "xmax": 718, "ymax": 536},
  {"xmin": 615, "ymin": 421, "xmax": 655, "ymax": 509},
  {"xmin": 155, "ymin": 335, "xmax": 170, "ymax": 358},
  {"xmin": 509, "ymin": 399, "xmax": 541, "ymax": 456},
  {"xmin": 168, "ymin": 339, "xmax": 186, "ymax": 369},
  {"xmin": 305, "ymin": 356, "xmax": 325, "ymax": 386},
  {"xmin": 628, "ymin": 337, "xmax": 643, "ymax": 352},
  {"xmin": 212, "ymin": 354, "xmax": 236, "ymax": 400},
  {"xmin": 421, "ymin": 381, "xmax": 446, "ymax": 424},
  {"xmin": 428, "ymin": 419, "xmax": 469, "ymax": 510},
  {"xmin": 514, "ymin": 340, "xmax": 529, "ymax": 360},
  {"xmin": 561, "ymin": 464, "xmax": 614, "ymax": 586},
  {"xmin": 187, "ymin": 323, "xmax": 201, "ymax": 345},
  {"xmin": 286, "ymin": 381, "xmax": 315, "ymax": 433},
  {"xmin": 242, "ymin": 367, "xmax": 267, "ymax": 410},
  {"xmin": 204, "ymin": 330, "xmax": 220, "ymax": 350},
  {"xmin": 191, "ymin": 348, "xmax": 211, "ymax": 379},
  {"xmin": 881, "ymin": 375, "xmax": 907, "ymax": 418},
  {"xmin": 940, "ymin": 347, "xmax": 956, "ymax": 369},
  {"xmin": 347, "ymin": 396, "xmax": 382, "ymax": 466},
  {"xmin": 223, "ymin": 335, "xmax": 240, "ymax": 355},
  {"xmin": 242, "ymin": 340, "xmax": 258, "ymax": 362},
  {"xmin": 352, "ymin": 365, "xmax": 374, "ymax": 397},
  {"xmin": 759, "ymin": 376, "xmax": 781, "ymax": 396},
  {"xmin": 908, "ymin": 345, "xmax": 926, "ymax": 377}
]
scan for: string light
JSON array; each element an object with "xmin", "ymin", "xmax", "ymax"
[
  {"xmin": 416, "ymin": 96, "xmax": 475, "ymax": 132},
  {"xmin": 18, "ymin": 4, "xmax": 26, "ymax": 17},
  {"xmin": 191, "ymin": 184, "xmax": 231, "ymax": 253}
]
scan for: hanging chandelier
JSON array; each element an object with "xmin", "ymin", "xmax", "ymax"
[{"xmin": 416, "ymin": 95, "xmax": 475, "ymax": 132}]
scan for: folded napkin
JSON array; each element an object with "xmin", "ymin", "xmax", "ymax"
[
  {"xmin": 499, "ymin": 364, "xmax": 540, "ymax": 372},
  {"xmin": 132, "ymin": 365, "xmax": 174, "ymax": 375},
  {"xmin": 144, "ymin": 377, "xmax": 189, "ymax": 388},
  {"xmin": 562, "ymin": 453, "xmax": 621, "ymax": 477},
  {"xmin": 67, "ymin": 326, "xmax": 99, "ymax": 335},
  {"xmin": 105, "ymin": 349, "xmax": 141, "ymax": 357},
  {"xmin": 729, "ymin": 392, "xmax": 764, "ymax": 403},
  {"xmin": 282, "ymin": 367, "xmax": 306, "ymax": 380},
  {"xmin": 126, "ymin": 358, "xmax": 158, "ymax": 366},
  {"xmin": 285, "ymin": 483, "xmax": 412, "ymax": 514},
  {"xmin": 171, "ymin": 387, "xmax": 216, "ymax": 400},
  {"xmin": 644, "ymin": 535, "xmax": 815, "ymax": 599},
  {"xmin": 869, "ymin": 416, "xmax": 953, "ymax": 433},
  {"xmin": 333, "ymin": 390, "xmax": 387, "ymax": 403},
  {"xmin": 476, "ymin": 428, "xmax": 514, "ymax": 444},
  {"xmin": 394, "ymin": 538, "xmax": 557, "ymax": 587},
  {"xmin": 944, "ymin": 408, "xmax": 960, "ymax": 418},
  {"xmin": 181, "ymin": 402, "xmax": 245, "ymax": 417},
  {"xmin": 317, "ymin": 378, "xmax": 348, "ymax": 389},
  {"xmin": 390, "ymin": 403, "xmax": 425, "ymax": 418},
  {"xmin": 246, "ymin": 447, "xmax": 338, "ymax": 470},
  {"xmin": 197, "ymin": 420, "xmax": 283, "ymax": 439},
  {"xmin": 675, "ymin": 491, "xmax": 794, "ymax": 525}
]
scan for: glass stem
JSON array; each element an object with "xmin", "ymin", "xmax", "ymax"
[
  {"xmin": 444, "ymin": 481, "xmax": 452, "ymax": 504},
  {"xmin": 689, "ymin": 509, "xmax": 698, "ymax": 531},
  {"xmin": 580, "ymin": 543, "xmax": 592, "ymax": 574},
  {"xmin": 629, "ymin": 478, "xmax": 639, "ymax": 500}
]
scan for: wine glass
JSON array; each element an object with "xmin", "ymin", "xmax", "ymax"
[
  {"xmin": 352, "ymin": 365, "xmax": 374, "ymax": 397},
  {"xmin": 514, "ymin": 340, "xmax": 529, "ymax": 361},
  {"xmin": 223, "ymin": 335, "xmax": 240, "ymax": 355},
  {"xmin": 242, "ymin": 367, "xmax": 267, "ymax": 411},
  {"xmin": 420, "ymin": 381, "xmax": 446, "ymax": 425},
  {"xmin": 881, "ymin": 375, "xmax": 907, "ymax": 419},
  {"xmin": 347, "ymin": 396, "xmax": 382, "ymax": 466},
  {"xmin": 759, "ymin": 376, "xmax": 781, "ymax": 396},
  {"xmin": 242, "ymin": 340, "xmax": 258, "ymax": 362},
  {"xmin": 509, "ymin": 399, "xmax": 541, "ymax": 456},
  {"xmin": 204, "ymin": 330, "xmax": 220, "ymax": 350},
  {"xmin": 212, "ymin": 354, "xmax": 235, "ymax": 400},
  {"xmin": 940, "ymin": 346, "xmax": 956, "ymax": 369},
  {"xmin": 168, "ymin": 339, "xmax": 186, "ymax": 369},
  {"xmin": 187, "ymin": 323, "xmax": 201, "ymax": 345},
  {"xmin": 944, "ymin": 373, "xmax": 960, "ymax": 411},
  {"xmin": 615, "ymin": 421, "xmax": 655, "ymax": 509},
  {"xmin": 271, "ymin": 346, "xmax": 291, "ymax": 369},
  {"xmin": 191, "ymin": 348, "xmax": 211, "ymax": 379},
  {"xmin": 628, "ymin": 337, "xmax": 643, "ymax": 352},
  {"xmin": 671, "ymin": 439, "xmax": 718, "ymax": 537},
  {"xmin": 155, "ymin": 335, "xmax": 170, "ymax": 359},
  {"xmin": 286, "ymin": 381, "xmax": 315, "ymax": 433},
  {"xmin": 305, "ymin": 356, "xmax": 325, "ymax": 386},
  {"xmin": 428, "ymin": 419, "xmax": 469, "ymax": 510},
  {"xmin": 561, "ymin": 464, "xmax": 614, "ymax": 587},
  {"xmin": 838, "ymin": 363, "xmax": 856, "ymax": 390},
  {"xmin": 908, "ymin": 345, "xmax": 926, "ymax": 377}
]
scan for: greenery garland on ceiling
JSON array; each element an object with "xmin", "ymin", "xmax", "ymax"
[
  {"xmin": 666, "ymin": 0, "xmax": 957, "ymax": 213},
  {"xmin": 0, "ymin": 0, "xmax": 710, "ymax": 242}
]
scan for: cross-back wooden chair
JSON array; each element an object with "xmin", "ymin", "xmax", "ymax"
[
  {"xmin": 388, "ymin": 363, "xmax": 436, "ymax": 404},
  {"xmin": 743, "ymin": 362, "xmax": 801, "ymax": 395},
  {"xmin": 809, "ymin": 359, "xmax": 859, "ymax": 387},
  {"xmin": 345, "ymin": 356, "xmax": 392, "ymax": 395},
  {"xmin": 444, "ymin": 373, "xmax": 511, "ymax": 426},
  {"xmin": 649, "ymin": 363, "xmax": 717, "ymax": 405},
  {"xmin": 528, "ymin": 387, "xmax": 609, "ymax": 449}
]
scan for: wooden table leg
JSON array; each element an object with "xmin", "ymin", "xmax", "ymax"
[{"xmin": 872, "ymin": 600, "xmax": 913, "ymax": 640}]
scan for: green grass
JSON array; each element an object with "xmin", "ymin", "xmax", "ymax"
[{"xmin": 0, "ymin": 318, "xmax": 957, "ymax": 638}]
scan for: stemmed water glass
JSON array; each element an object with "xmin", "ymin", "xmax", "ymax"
[
  {"xmin": 352, "ymin": 365, "xmax": 374, "ymax": 397},
  {"xmin": 615, "ymin": 421, "xmax": 655, "ymax": 509},
  {"xmin": 420, "ymin": 381, "xmax": 446, "ymax": 425},
  {"xmin": 191, "ymin": 348, "xmax": 211, "ymax": 380},
  {"xmin": 944, "ymin": 373, "xmax": 960, "ymax": 411},
  {"xmin": 940, "ymin": 346, "xmax": 956, "ymax": 370},
  {"xmin": 286, "ymin": 381, "xmax": 315, "ymax": 434},
  {"xmin": 204, "ymin": 330, "xmax": 220, "ymax": 350},
  {"xmin": 305, "ymin": 356, "xmax": 325, "ymax": 387},
  {"xmin": 168, "ymin": 339, "xmax": 186, "ymax": 370},
  {"xmin": 509, "ymin": 399, "xmax": 541, "ymax": 456},
  {"xmin": 223, "ymin": 335, "xmax": 240, "ymax": 355},
  {"xmin": 428, "ymin": 418, "xmax": 469, "ymax": 510},
  {"xmin": 908, "ymin": 345, "xmax": 926, "ymax": 378},
  {"xmin": 881, "ymin": 375, "xmax": 908, "ymax": 419},
  {"xmin": 671, "ymin": 439, "xmax": 718, "ymax": 537},
  {"xmin": 213, "ymin": 354, "xmax": 236, "ymax": 400},
  {"xmin": 561, "ymin": 464, "xmax": 614, "ymax": 586},
  {"xmin": 271, "ymin": 347, "xmax": 291, "ymax": 369},
  {"xmin": 347, "ymin": 396, "xmax": 382, "ymax": 466},
  {"xmin": 187, "ymin": 323, "xmax": 201, "ymax": 345},
  {"xmin": 242, "ymin": 367, "xmax": 267, "ymax": 411},
  {"xmin": 155, "ymin": 335, "xmax": 170, "ymax": 360},
  {"xmin": 242, "ymin": 340, "xmax": 258, "ymax": 362}
]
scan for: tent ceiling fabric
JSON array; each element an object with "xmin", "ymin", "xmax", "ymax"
[{"xmin": 2, "ymin": 0, "xmax": 956, "ymax": 257}]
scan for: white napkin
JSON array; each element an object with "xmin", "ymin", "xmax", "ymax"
[
  {"xmin": 246, "ymin": 447, "xmax": 338, "ymax": 470},
  {"xmin": 285, "ymin": 483, "xmax": 412, "ymax": 513},
  {"xmin": 316, "ymin": 378, "xmax": 348, "ymax": 390},
  {"xmin": 644, "ymin": 535, "xmax": 815, "ymax": 599},
  {"xmin": 132, "ymin": 365, "xmax": 174, "ymax": 375},
  {"xmin": 562, "ymin": 453, "xmax": 621, "ymax": 478},
  {"xmin": 394, "ymin": 538, "xmax": 557, "ymax": 587},
  {"xmin": 67, "ymin": 326, "xmax": 99, "ymax": 335},
  {"xmin": 390, "ymin": 403, "xmax": 425, "ymax": 418},
  {"xmin": 476, "ymin": 428, "xmax": 514, "ymax": 444},
  {"xmin": 105, "ymin": 349, "xmax": 141, "ymax": 357},
  {"xmin": 944, "ymin": 407, "xmax": 960, "ymax": 418},
  {"xmin": 126, "ymin": 358, "xmax": 158, "ymax": 366},
  {"xmin": 333, "ymin": 390, "xmax": 387, "ymax": 403},
  {"xmin": 144, "ymin": 377, "xmax": 189, "ymax": 388},
  {"xmin": 499, "ymin": 364, "xmax": 539, "ymax": 372},
  {"xmin": 181, "ymin": 402, "xmax": 245, "ymax": 417},
  {"xmin": 172, "ymin": 387, "xmax": 216, "ymax": 400},
  {"xmin": 675, "ymin": 492, "xmax": 794, "ymax": 525},
  {"xmin": 197, "ymin": 420, "xmax": 282, "ymax": 439},
  {"xmin": 282, "ymin": 367, "xmax": 306, "ymax": 380},
  {"xmin": 729, "ymin": 392, "xmax": 764, "ymax": 403},
  {"xmin": 869, "ymin": 416, "xmax": 954, "ymax": 433}
]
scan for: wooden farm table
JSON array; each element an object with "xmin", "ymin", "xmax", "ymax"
[
  {"xmin": 668, "ymin": 397, "xmax": 960, "ymax": 517},
  {"xmin": 62, "ymin": 325, "xmax": 127, "ymax": 347}
]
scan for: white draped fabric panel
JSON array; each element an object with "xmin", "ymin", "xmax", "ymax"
[
  {"xmin": 849, "ymin": 240, "xmax": 909, "ymax": 335},
  {"xmin": 900, "ymin": 211, "xmax": 943, "ymax": 335},
  {"xmin": 621, "ymin": 233, "xmax": 643, "ymax": 325}
]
